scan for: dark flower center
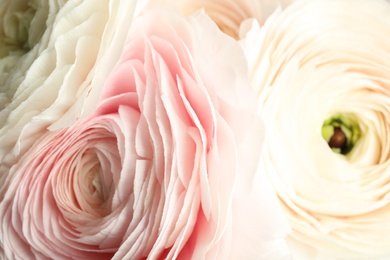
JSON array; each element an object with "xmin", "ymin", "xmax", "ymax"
[{"xmin": 328, "ymin": 126, "xmax": 346, "ymax": 150}]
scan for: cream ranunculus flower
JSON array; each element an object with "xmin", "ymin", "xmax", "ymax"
[
  {"xmin": 0, "ymin": 0, "xmax": 144, "ymax": 188},
  {"xmin": 148, "ymin": 0, "xmax": 291, "ymax": 39},
  {"xmin": 242, "ymin": 0, "xmax": 390, "ymax": 258}
]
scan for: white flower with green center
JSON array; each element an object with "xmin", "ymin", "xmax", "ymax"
[{"xmin": 242, "ymin": 0, "xmax": 390, "ymax": 258}]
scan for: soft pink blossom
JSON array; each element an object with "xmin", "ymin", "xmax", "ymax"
[{"xmin": 0, "ymin": 9, "xmax": 290, "ymax": 259}]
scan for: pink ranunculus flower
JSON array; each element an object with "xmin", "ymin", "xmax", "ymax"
[{"xmin": 0, "ymin": 8, "xmax": 290, "ymax": 259}]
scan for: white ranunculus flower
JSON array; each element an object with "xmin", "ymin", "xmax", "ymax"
[
  {"xmin": 242, "ymin": 0, "xmax": 390, "ymax": 258},
  {"xmin": 0, "ymin": 0, "xmax": 144, "ymax": 192},
  {"xmin": 148, "ymin": 0, "xmax": 291, "ymax": 39}
]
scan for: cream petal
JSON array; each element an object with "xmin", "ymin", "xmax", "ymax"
[{"xmin": 148, "ymin": 0, "xmax": 291, "ymax": 39}]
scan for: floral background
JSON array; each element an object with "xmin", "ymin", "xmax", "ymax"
[{"xmin": 1, "ymin": 0, "xmax": 390, "ymax": 259}]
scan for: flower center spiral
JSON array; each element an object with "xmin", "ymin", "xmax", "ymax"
[
  {"xmin": 0, "ymin": 0, "xmax": 37, "ymax": 58},
  {"xmin": 322, "ymin": 113, "xmax": 361, "ymax": 155}
]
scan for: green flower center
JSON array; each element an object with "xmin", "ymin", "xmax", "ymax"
[
  {"xmin": 322, "ymin": 113, "xmax": 361, "ymax": 155},
  {"xmin": 0, "ymin": 1, "xmax": 37, "ymax": 58}
]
